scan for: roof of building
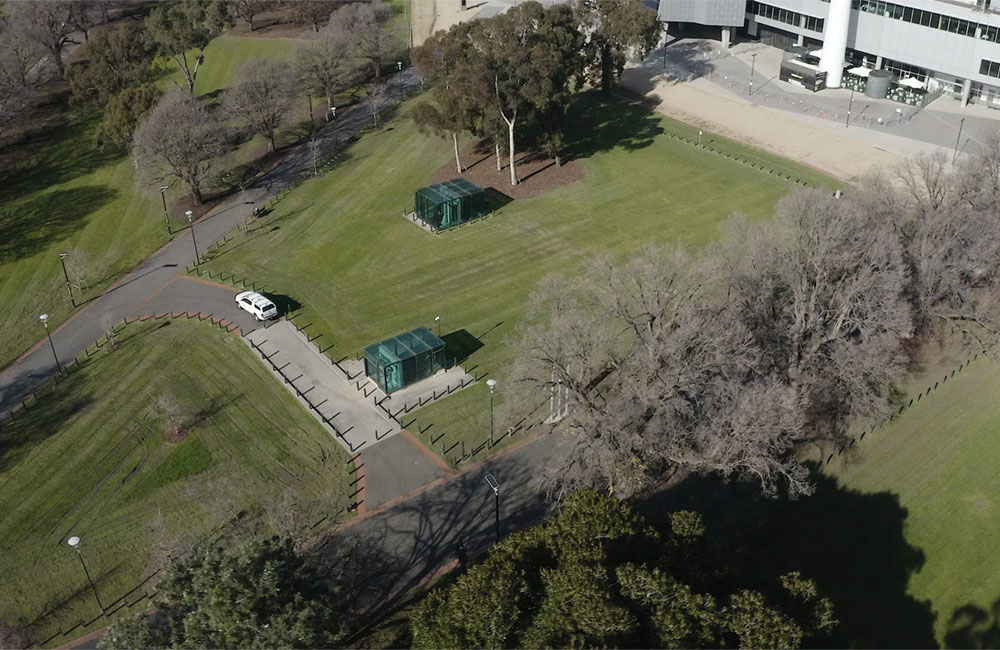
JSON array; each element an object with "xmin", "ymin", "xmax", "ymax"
[
  {"xmin": 415, "ymin": 178, "xmax": 484, "ymax": 205},
  {"xmin": 364, "ymin": 327, "xmax": 445, "ymax": 365}
]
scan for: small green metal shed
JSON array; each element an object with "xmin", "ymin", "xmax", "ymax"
[
  {"xmin": 364, "ymin": 327, "xmax": 446, "ymax": 394},
  {"xmin": 414, "ymin": 178, "xmax": 488, "ymax": 231}
]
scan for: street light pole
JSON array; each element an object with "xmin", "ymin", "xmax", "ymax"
[
  {"xmin": 486, "ymin": 378, "xmax": 497, "ymax": 447},
  {"xmin": 434, "ymin": 315, "xmax": 441, "ymax": 337},
  {"xmin": 749, "ymin": 52, "xmax": 757, "ymax": 96},
  {"xmin": 485, "ymin": 473, "xmax": 500, "ymax": 543},
  {"xmin": 67, "ymin": 536, "xmax": 104, "ymax": 613},
  {"xmin": 159, "ymin": 185, "xmax": 172, "ymax": 234},
  {"xmin": 953, "ymin": 117, "xmax": 966, "ymax": 163},
  {"xmin": 39, "ymin": 314, "xmax": 60, "ymax": 375},
  {"xmin": 59, "ymin": 252, "xmax": 76, "ymax": 307},
  {"xmin": 186, "ymin": 210, "xmax": 201, "ymax": 265},
  {"xmin": 846, "ymin": 87, "xmax": 854, "ymax": 127},
  {"xmin": 661, "ymin": 22, "xmax": 668, "ymax": 72}
]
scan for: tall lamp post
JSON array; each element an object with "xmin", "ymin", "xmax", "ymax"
[
  {"xmin": 39, "ymin": 314, "xmax": 60, "ymax": 375},
  {"xmin": 67, "ymin": 536, "xmax": 104, "ymax": 613},
  {"xmin": 186, "ymin": 210, "xmax": 201, "ymax": 265},
  {"xmin": 749, "ymin": 52, "xmax": 758, "ymax": 96},
  {"xmin": 58, "ymin": 252, "xmax": 76, "ymax": 307},
  {"xmin": 486, "ymin": 378, "xmax": 497, "ymax": 447},
  {"xmin": 484, "ymin": 473, "xmax": 500, "ymax": 543},
  {"xmin": 953, "ymin": 117, "xmax": 966, "ymax": 163},
  {"xmin": 846, "ymin": 87, "xmax": 855, "ymax": 127},
  {"xmin": 159, "ymin": 185, "xmax": 172, "ymax": 234},
  {"xmin": 434, "ymin": 315, "xmax": 441, "ymax": 337}
]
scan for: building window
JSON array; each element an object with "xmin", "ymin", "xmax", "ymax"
[
  {"xmin": 853, "ymin": 0, "xmax": 1000, "ymax": 44},
  {"xmin": 981, "ymin": 59, "xmax": 1000, "ymax": 78},
  {"xmin": 750, "ymin": 2, "xmax": 823, "ymax": 32}
]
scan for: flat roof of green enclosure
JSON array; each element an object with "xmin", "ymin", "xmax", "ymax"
[
  {"xmin": 364, "ymin": 327, "xmax": 445, "ymax": 366},
  {"xmin": 416, "ymin": 178, "xmax": 484, "ymax": 204}
]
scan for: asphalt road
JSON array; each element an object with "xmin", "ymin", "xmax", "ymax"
[{"xmin": 0, "ymin": 69, "xmax": 418, "ymax": 417}]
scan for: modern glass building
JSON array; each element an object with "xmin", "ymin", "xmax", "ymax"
[
  {"xmin": 364, "ymin": 327, "xmax": 447, "ymax": 394},
  {"xmin": 414, "ymin": 179, "xmax": 489, "ymax": 231},
  {"xmin": 658, "ymin": 0, "xmax": 1000, "ymax": 107}
]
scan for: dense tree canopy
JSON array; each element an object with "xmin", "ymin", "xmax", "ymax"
[
  {"xmin": 67, "ymin": 20, "xmax": 158, "ymax": 107},
  {"xmin": 411, "ymin": 489, "xmax": 835, "ymax": 649},
  {"xmin": 99, "ymin": 537, "xmax": 351, "ymax": 650},
  {"xmin": 574, "ymin": 0, "xmax": 660, "ymax": 93},
  {"xmin": 147, "ymin": 0, "xmax": 231, "ymax": 96}
]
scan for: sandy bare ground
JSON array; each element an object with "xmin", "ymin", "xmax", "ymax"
[
  {"xmin": 411, "ymin": 1, "xmax": 911, "ymax": 183},
  {"xmin": 618, "ymin": 70, "xmax": 904, "ymax": 183}
]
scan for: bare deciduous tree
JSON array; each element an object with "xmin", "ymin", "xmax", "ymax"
[
  {"xmin": 294, "ymin": 23, "xmax": 362, "ymax": 115},
  {"xmin": 0, "ymin": 23, "xmax": 44, "ymax": 86},
  {"xmin": 865, "ymin": 150, "xmax": 1000, "ymax": 348},
  {"xmin": 224, "ymin": 58, "xmax": 295, "ymax": 153},
  {"xmin": 156, "ymin": 389, "xmax": 195, "ymax": 439},
  {"xmin": 133, "ymin": 90, "xmax": 225, "ymax": 205},
  {"xmin": 288, "ymin": 0, "xmax": 340, "ymax": 32},
  {"xmin": 332, "ymin": 0, "xmax": 396, "ymax": 79},
  {"xmin": 510, "ymin": 189, "xmax": 915, "ymax": 501},
  {"xmin": 232, "ymin": 0, "xmax": 274, "ymax": 31},
  {"xmin": 6, "ymin": 0, "xmax": 80, "ymax": 78},
  {"xmin": 368, "ymin": 79, "xmax": 388, "ymax": 127}
]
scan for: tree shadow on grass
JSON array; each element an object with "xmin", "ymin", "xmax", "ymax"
[
  {"xmin": 0, "ymin": 185, "xmax": 120, "ymax": 264},
  {"xmin": 562, "ymin": 91, "xmax": 664, "ymax": 162},
  {"xmin": 0, "ymin": 112, "xmax": 124, "ymax": 204},
  {"xmin": 640, "ymin": 470, "xmax": 938, "ymax": 648},
  {"xmin": 0, "ymin": 389, "xmax": 93, "ymax": 473},
  {"xmin": 945, "ymin": 600, "xmax": 1000, "ymax": 648}
]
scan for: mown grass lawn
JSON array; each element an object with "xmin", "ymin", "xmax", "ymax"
[
  {"xmin": 0, "ymin": 319, "xmax": 351, "ymax": 646},
  {"xmin": 195, "ymin": 91, "xmax": 834, "ymax": 464},
  {"xmin": 0, "ymin": 34, "xmax": 304, "ymax": 371},
  {"xmin": 825, "ymin": 354, "xmax": 1000, "ymax": 648}
]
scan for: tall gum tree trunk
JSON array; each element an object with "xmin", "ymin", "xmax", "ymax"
[
  {"xmin": 495, "ymin": 142, "xmax": 502, "ymax": 171},
  {"xmin": 191, "ymin": 185, "xmax": 203, "ymax": 206},
  {"xmin": 507, "ymin": 116, "xmax": 517, "ymax": 185},
  {"xmin": 452, "ymin": 132, "xmax": 463, "ymax": 173},
  {"xmin": 601, "ymin": 42, "xmax": 612, "ymax": 93}
]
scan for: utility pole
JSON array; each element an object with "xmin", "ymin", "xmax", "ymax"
[
  {"xmin": 159, "ymin": 185, "xmax": 172, "ymax": 234},
  {"xmin": 953, "ymin": 117, "xmax": 966, "ymax": 163},
  {"xmin": 59, "ymin": 252, "xmax": 76, "ymax": 307},
  {"xmin": 749, "ymin": 52, "xmax": 757, "ymax": 96}
]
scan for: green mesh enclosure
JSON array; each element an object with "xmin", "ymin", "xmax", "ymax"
[
  {"xmin": 363, "ymin": 327, "xmax": 446, "ymax": 394},
  {"xmin": 414, "ymin": 178, "xmax": 488, "ymax": 231}
]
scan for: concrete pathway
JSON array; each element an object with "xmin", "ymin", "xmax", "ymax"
[
  {"xmin": 0, "ymin": 69, "xmax": 419, "ymax": 417},
  {"xmin": 244, "ymin": 320, "xmax": 478, "ymax": 510},
  {"xmin": 313, "ymin": 431, "xmax": 558, "ymax": 611}
]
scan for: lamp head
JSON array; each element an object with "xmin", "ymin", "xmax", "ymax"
[
  {"xmin": 59, "ymin": 252, "xmax": 69, "ymax": 259},
  {"xmin": 185, "ymin": 210, "xmax": 193, "ymax": 222},
  {"xmin": 67, "ymin": 536, "xmax": 80, "ymax": 548},
  {"xmin": 486, "ymin": 379, "xmax": 497, "ymax": 391},
  {"xmin": 160, "ymin": 185, "xmax": 170, "ymax": 192},
  {"xmin": 434, "ymin": 316, "xmax": 440, "ymax": 322},
  {"xmin": 39, "ymin": 313, "xmax": 49, "ymax": 326}
]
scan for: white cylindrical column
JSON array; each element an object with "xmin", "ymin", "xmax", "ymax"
[{"xmin": 820, "ymin": 0, "xmax": 851, "ymax": 88}]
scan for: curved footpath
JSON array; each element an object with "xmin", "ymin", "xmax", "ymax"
[
  {"xmin": 0, "ymin": 69, "xmax": 417, "ymax": 417},
  {"xmin": 3, "ymin": 68, "xmax": 560, "ymax": 648}
]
